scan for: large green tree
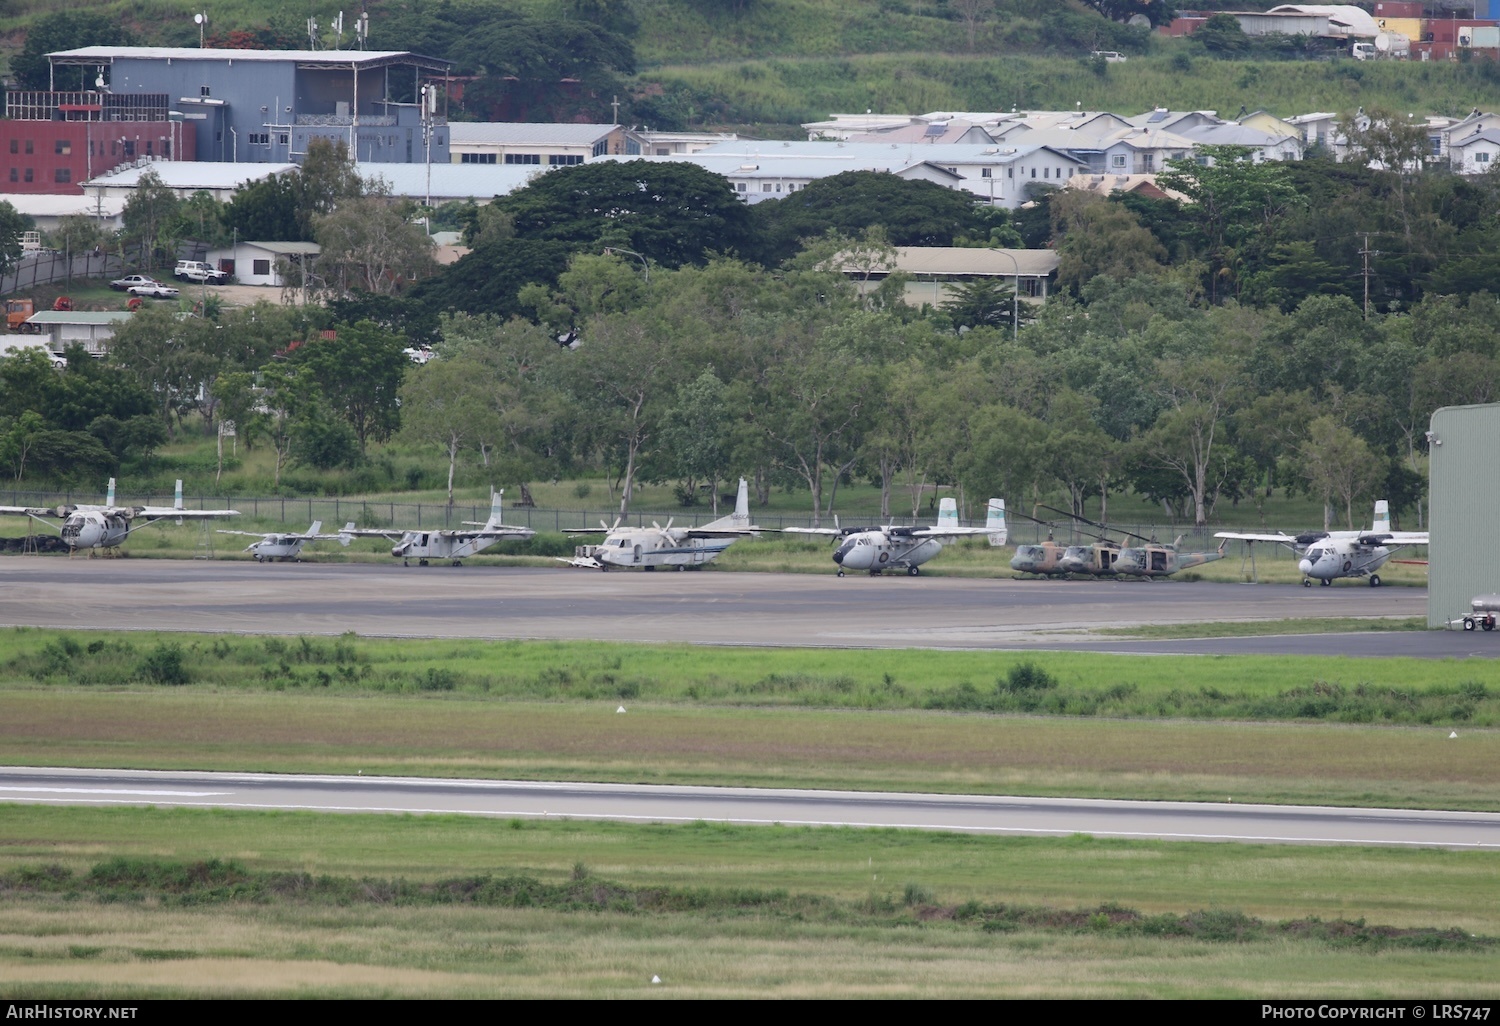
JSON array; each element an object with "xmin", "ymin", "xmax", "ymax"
[{"xmin": 291, "ymin": 320, "xmax": 408, "ymax": 454}]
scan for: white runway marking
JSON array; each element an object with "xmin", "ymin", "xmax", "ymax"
[{"xmin": 0, "ymin": 786, "xmax": 230, "ymax": 797}]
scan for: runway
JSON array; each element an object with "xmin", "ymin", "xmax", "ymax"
[
  {"xmin": 3, "ymin": 766, "xmax": 1494, "ymax": 848},
  {"xmin": 0, "ymin": 557, "xmax": 1470, "ymax": 655}
]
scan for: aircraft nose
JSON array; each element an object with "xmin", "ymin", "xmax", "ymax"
[
  {"xmin": 1298, "ymin": 558, "xmax": 1314, "ymax": 575},
  {"xmin": 832, "ymin": 544, "xmax": 848, "ymax": 565}
]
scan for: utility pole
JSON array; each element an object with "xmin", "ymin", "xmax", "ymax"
[{"xmin": 1357, "ymin": 232, "xmax": 1378, "ymax": 320}]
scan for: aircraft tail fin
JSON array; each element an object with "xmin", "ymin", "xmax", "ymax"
[
  {"xmin": 307, "ymin": 520, "xmax": 322, "ymax": 537},
  {"xmin": 106, "ymin": 478, "xmax": 115, "ymax": 506},
  {"xmin": 703, "ymin": 478, "xmax": 750, "ymax": 529},
  {"xmin": 938, "ymin": 497, "xmax": 959, "ymax": 530},
  {"xmin": 337, "ymin": 522, "xmax": 356, "ymax": 547},
  {"xmin": 1372, "ymin": 499, "xmax": 1391, "ymax": 534},
  {"xmin": 986, "ymin": 498, "xmax": 1008, "ymax": 546},
  {"xmin": 174, "ymin": 480, "xmax": 184, "ymax": 524},
  {"xmin": 485, "ymin": 489, "xmax": 505, "ymax": 529}
]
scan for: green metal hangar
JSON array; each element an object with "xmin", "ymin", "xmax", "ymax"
[
  {"xmin": 44, "ymin": 46, "xmax": 451, "ymax": 166},
  {"xmin": 1427, "ymin": 403, "xmax": 1500, "ymax": 627}
]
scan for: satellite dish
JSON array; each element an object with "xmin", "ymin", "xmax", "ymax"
[{"xmin": 194, "ymin": 12, "xmax": 203, "ymax": 24}]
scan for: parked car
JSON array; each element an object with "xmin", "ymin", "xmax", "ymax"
[
  {"xmin": 1090, "ymin": 50, "xmax": 1127, "ymax": 62},
  {"xmin": 174, "ymin": 260, "xmax": 229, "ymax": 284},
  {"xmin": 128, "ymin": 283, "xmax": 181, "ymax": 299},
  {"xmin": 110, "ymin": 274, "xmax": 162, "ymax": 292}
]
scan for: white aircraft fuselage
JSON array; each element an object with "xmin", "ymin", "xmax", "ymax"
[
  {"xmin": 392, "ymin": 531, "xmax": 504, "ymax": 564},
  {"xmin": 581, "ymin": 529, "xmax": 738, "ymax": 570},
  {"xmin": 59, "ymin": 511, "xmax": 131, "ymax": 552},
  {"xmin": 832, "ymin": 531, "xmax": 943, "ymax": 575},
  {"xmin": 1298, "ymin": 541, "xmax": 1392, "ymax": 584}
]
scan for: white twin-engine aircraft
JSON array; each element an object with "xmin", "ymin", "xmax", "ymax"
[
  {"xmin": 217, "ymin": 521, "xmax": 340, "ymax": 562},
  {"xmin": 335, "ymin": 490, "xmax": 536, "ymax": 566},
  {"xmin": 0, "ymin": 478, "xmax": 239, "ymax": 554},
  {"xmin": 560, "ymin": 478, "xmax": 762, "ymax": 571},
  {"xmin": 1215, "ymin": 500, "xmax": 1429, "ymax": 587},
  {"xmin": 787, "ymin": 498, "xmax": 1007, "ymax": 577}
]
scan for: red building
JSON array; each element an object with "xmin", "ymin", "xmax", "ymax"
[{"xmin": 1, "ymin": 91, "xmax": 196, "ymax": 195}]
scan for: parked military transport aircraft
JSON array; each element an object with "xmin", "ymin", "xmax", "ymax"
[
  {"xmin": 560, "ymin": 478, "xmax": 762, "ymax": 570},
  {"xmin": 0, "ymin": 479, "xmax": 239, "ymax": 555},
  {"xmin": 336, "ymin": 491, "xmax": 535, "ymax": 566},
  {"xmin": 788, "ymin": 498, "xmax": 1006, "ymax": 577},
  {"xmin": 218, "ymin": 521, "xmax": 332, "ymax": 562},
  {"xmin": 1215, "ymin": 501, "xmax": 1428, "ymax": 587}
]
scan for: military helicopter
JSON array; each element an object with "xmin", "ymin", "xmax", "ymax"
[
  {"xmin": 1039, "ymin": 504, "xmax": 1225, "ymax": 580},
  {"xmin": 1007, "ymin": 507, "xmax": 1121, "ymax": 578}
]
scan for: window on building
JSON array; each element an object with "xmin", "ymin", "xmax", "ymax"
[
  {"xmin": 1478, "ymin": 152, "xmax": 1493, "ymax": 164},
  {"xmin": 1007, "ymin": 168, "xmax": 1013, "ymax": 178},
  {"xmin": 981, "ymin": 168, "xmax": 991, "ymax": 178},
  {"xmin": 24, "ymin": 140, "xmax": 33, "ymax": 155},
  {"xmin": 1043, "ymin": 167, "xmax": 1050, "ymax": 179},
  {"xmin": 7, "ymin": 140, "xmax": 15, "ymax": 154},
  {"xmin": 1430, "ymin": 136, "xmax": 1443, "ymax": 156},
  {"xmin": 253, "ymin": 259, "xmax": 271, "ymax": 275},
  {"xmin": 762, "ymin": 183, "xmax": 772, "ymax": 192},
  {"xmin": 54, "ymin": 168, "xmax": 70, "ymax": 183},
  {"xmin": 504, "ymin": 153, "xmax": 540, "ymax": 165},
  {"xmin": 7, "ymin": 169, "xmax": 15, "ymax": 182},
  {"xmin": 200, "ymin": 85, "xmax": 211, "ymax": 97},
  {"xmin": 736, "ymin": 182, "xmax": 746, "ymax": 192},
  {"xmin": 461, "ymin": 152, "xmax": 497, "ymax": 164},
  {"xmin": 548, "ymin": 154, "xmax": 583, "ymax": 165},
  {"xmin": 24, "ymin": 168, "xmax": 33, "ymax": 182},
  {"xmin": 1030, "ymin": 167, "xmax": 1036, "ymax": 178},
  {"xmin": 279, "ymin": 134, "xmax": 289, "ymax": 145},
  {"xmin": 123, "ymin": 141, "xmax": 135, "ymax": 157},
  {"xmin": 1111, "ymin": 154, "xmax": 1126, "ymax": 168},
  {"xmin": 592, "ymin": 140, "xmax": 608, "ymax": 157},
  {"xmin": 146, "ymin": 141, "xmax": 154, "ymax": 155},
  {"xmin": 54, "ymin": 139, "xmax": 71, "ymax": 156},
  {"xmin": 656, "ymin": 147, "xmax": 670, "ymax": 156}
]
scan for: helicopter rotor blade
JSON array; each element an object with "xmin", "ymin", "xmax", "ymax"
[{"xmin": 1037, "ymin": 502, "xmax": 1152, "ymax": 545}]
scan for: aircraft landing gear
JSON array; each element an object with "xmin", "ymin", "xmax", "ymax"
[
  {"xmin": 403, "ymin": 559, "xmax": 409, "ymax": 567},
  {"xmin": 1301, "ymin": 578, "xmax": 1311, "ymax": 587},
  {"xmin": 907, "ymin": 565, "xmax": 920, "ymax": 577},
  {"xmin": 1369, "ymin": 574, "xmax": 1381, "ymax": 587},
  {"xmin": 599, "ymin": 563, "xmax": 609, "ymax": 572},
  {"xmin": 836, "ymin": 569, "xmax": 845, "ymax": 577},
  {"xmin": 451, "ymin": 560, "xmax": 462, "ymax": 567},
  {"xmin": 1320, "ymin": 578, "xmax": 1331, "ymax": 587},
  {"xmin": 419, "ymin": 558, "xmax": 429, "ymax": 567}
]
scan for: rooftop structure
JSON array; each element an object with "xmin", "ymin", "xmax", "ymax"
[{"xmin": 45, "ymin": 46, "xmax": 451, "ymax": 165}]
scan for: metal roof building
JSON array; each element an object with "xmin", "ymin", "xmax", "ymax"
[
  {"xmin": 46, "ymin": 46, "xmax": 450, "ymax": 165},
  {"xmin": 1427, "ymin": 404, "xmax": 1500, "ymax": 626}
]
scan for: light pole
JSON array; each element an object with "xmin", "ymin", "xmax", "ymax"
[
  {"xmin": 603, "ymin": 246, "xmax": 649, "ymax": 284},
  {"xmin": 994, "ymin": 248, "xmax": 1021, "ymax": 340}
]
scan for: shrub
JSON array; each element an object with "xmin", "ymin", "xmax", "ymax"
[{"xmin": 135, "ymin": 644, "xmax": 190, "ymax": 686}]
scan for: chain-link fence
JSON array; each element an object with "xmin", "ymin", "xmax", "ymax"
[{"xmin": 0, "ymin": 486, "xmax": 1299, "ymax": 558}]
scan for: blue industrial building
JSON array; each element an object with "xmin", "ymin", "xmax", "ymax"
[{"xmin": 45, "ymin": 46, "xmax": 451, "ymax": 165}]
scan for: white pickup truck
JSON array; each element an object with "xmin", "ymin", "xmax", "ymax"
[{"xmin": 174, "ymin": 260, "xmax": 229, "ymax": 284}]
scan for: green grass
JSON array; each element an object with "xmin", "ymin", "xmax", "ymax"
[
  {"xmin": 1, "ymin": 628, "xmax": 1490, "ymax": 724},
  {"xmin": 0, "ymin": 807, "xmax": 1496, "ymax": 997},
  {"xmin": 5, "ymin": 689, "xmax": 1499, "ymax": 809}
]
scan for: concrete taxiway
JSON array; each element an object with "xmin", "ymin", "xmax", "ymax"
[
  {"xmin": 0, "ymin": 557, "xmax": 1466, "ymax": 655},
  {"xmin": 2, "ymin": 766, "xmax": 1494, "ymax": 848}
]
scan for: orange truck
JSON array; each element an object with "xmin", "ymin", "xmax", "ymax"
[{"xmin": 4, "ymin": 299, "xmax": 36, "ymax": 332}]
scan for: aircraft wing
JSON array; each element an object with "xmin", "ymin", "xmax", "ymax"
[
  {"xmin": 555, "ymin": 555, "xmax": 603, "ymax": 569},
  {"xmin": 783, "ymin": 527, "xmax": 842, "ymax": 536},
  {"xmin": 1213, "ymin": 532, "xmax": 1299, "ymax": 546},
  {"xmin": 682, "ymin": 527, "xmax": 765, "ymax": 538},
  {"xmin": 0, "ymin": 506, "xmax": 55, "ymax": 517},
  {"xmin": 215, "ymin": 530, "xmax": 273, "ymax": 537},
  {"xmin": 135, "ymin": 506, "xmax": 241, "ymax": 520},
  {"xmin": 1357, "ymin": 531, "xmax": 1429, "ymax": 546},
  {"xmin": 436, "ymin": 526, "xmax": 536, "ymax": 540},
  {"xmin": 906, "ymin": 526, "xmax": 996, "ymax": 539}
]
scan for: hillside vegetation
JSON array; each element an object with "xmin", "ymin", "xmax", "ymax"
[{"xmin": 5, "ymin": 1, "xmax": 1497, "ymax": 130}]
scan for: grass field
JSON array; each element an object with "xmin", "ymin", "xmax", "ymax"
[{"xmin": 0, "ymin": 806, "xmax": 1496, "ymax": 998}]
